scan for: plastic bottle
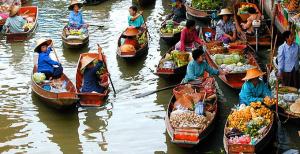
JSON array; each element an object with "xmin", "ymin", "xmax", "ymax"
[{"xmin": 195, "ymin": 101, "xmax": 205, "ymax": 115}]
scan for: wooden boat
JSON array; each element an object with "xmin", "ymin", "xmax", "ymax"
[
  {"xmin": 156, "ymin": 46, "xmax": 188, "ymax": 78},
  {"xmin": 165, "ymin": 78, "xmax": 218, "ymax": 148},
  {"xmin": 132, "ymin": 0, "xmax": 155, "ymax": 7},
  {"xmin": 61, "ymin": 25, "xmax": 89, "ymax": 49},
  {"xmin": 5, "ymin": 6, "xmax": 38, "ymax": 42},
  {"xmin": 83, "ymin": 0, "xmax": 106, "ymax": 6},
  {"xmin": 75, "ymin": 52, "xmax": 110, "ymax": 107},
  {"xmin": 234, "ymin": 2, "xmax": 271, "ymax": 47},
  {"xmin": 223, "ymin": 111, "xmax": 275, "ymax": 153},
  {"xmin": 201, "ymin": 27, "xmax": 261, "ymax": 89},
  {"xmin": 160, "ymin": 15, "xmax": 182, "ymax": 45},
  {"xmin": 117, "ymin": 28, "xmax": 149, "ymax": 60},
  {"xmin": 185, "ymin": 2, "xmax": 217, "ymax": 20},
  {"xmin": 31, "ymin": 55, "xmax": 78, "ymax": 109}
]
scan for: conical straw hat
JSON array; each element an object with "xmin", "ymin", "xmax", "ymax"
[
  {"xmin": 218, "ymin": 8, "xmax": 233, "ymax": 16},
  {"xmin": 34, "ymin": 38, "xmax": 52, "ymax": 53},
  {"xmin": 242, "ymin": 68, "xmax": 265, "ymax": 81},
  {"xmin": 80, "ymin": 55, "xmax": 96, "ymax": 70},
  {"xmin": 9, "ymin": 5, "xmax": 20, "ymax": 17},
  {"xmin": 123, "ymin": 26, "xmax": 139, "ymax": 36},
  {"xmin": 68, "ymin": 0, "xmax": 83, "ymax": 10}
]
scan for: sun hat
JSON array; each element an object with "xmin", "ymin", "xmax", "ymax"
[
  {"xmin": 34, "ymin": 38, "xmax": 52, "ymax": 53},
  {"xmin": 9, "ymin": 5, "xmax": 20, "ymax": 17},
  {"xmin": 80, "ymin": 55, "xmax": 96, "ymax": 70},
  {"xmin": 242, "ymin": 68, "xmax": 265, "ymax": 81},
  {"xmin": 123, "ymin": 26, "xmax": 139, "ymax": 36},
  {"xmin": 290, "ymin": 99, "xmax": 300, "ymax": 114},
  {"xmin": 218, "ymin": 8, "xmax": 233, "ymax": 16},
  {"xmin": 68, "ymin": 0, "xmax": 83, "ymax": 11}
]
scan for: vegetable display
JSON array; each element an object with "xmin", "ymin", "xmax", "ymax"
[
  {"xmin": 159, "ymin": 50, "xmax": 190, "ymax": 69},
  {"xmin": 191, "ymin": 0, "xmax": 221, "ymax": 10},
  {"xmin": 138, "ymin": 31, "xmax": 148, "ymax": 45},
  {"xmin": 33, "ymin": 72, "xmax": 46, "ymax": 84},
  {"xmin": 160, "ymin": 20, "xmax": 185, "ymax": 35}
]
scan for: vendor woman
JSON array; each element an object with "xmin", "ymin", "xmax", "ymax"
[
  {"xmin": 175, "ymin": 20, "xmax": 205, "ymax": 52},
  {"xmin": 215, "ymin": 8, "xmax": 236, "ymax": 43},
  {"xmin": 68, "ymin": 0, "xmax": 87, "ymax": 29},
  {"xmin": 2, "ymin": 5, "xmax": 27, "ymax": 33},
  {"xmin": 184, "ymin": 48, "xmax": 226, "ymax": 82},
  {"xmin": 80, "ymin": 47, "xmax": 108, "ymax": 93},
  {"xmin": 239, "ymin": 68, "xmax": 272, "ymax": 105},
  {"xmin": 35, "ymin": 38, "xmax": 63, "ymax": 80}
]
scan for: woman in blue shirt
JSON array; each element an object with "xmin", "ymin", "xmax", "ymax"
[
  {"xmin": 239, "ymin": 68, "xmax": 272, "ymax": 105},
  {"xmin": 128, "ymin": 6, "xmax": 144, "ymax": 29},
  {"xmin": 68, "ymin": 0, "xmax": 87, "ymax": 29},
  {"xmin": 184, "ymin": 48, "xmax": 225, "ymax": 82},
  {"xmin": 35, "ymin": 38, "xmax": 63, "ymax": 80}
]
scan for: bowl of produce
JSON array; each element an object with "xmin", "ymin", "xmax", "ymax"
[{"xmin": 228, "ymin": 44, "xmax": 247, "ymax": 54}]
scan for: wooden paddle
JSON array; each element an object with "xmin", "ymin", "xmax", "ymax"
[
  {"xmin": 135, "ymin": 80, "xmax": 202, "ymax": 98},
  {"xmin": 97, "ymin": 44, "xmax": 116, "ymax": 95},
  {"xmin": 51, "ymin": 43, "xmax": 60, "ymax": 63}
]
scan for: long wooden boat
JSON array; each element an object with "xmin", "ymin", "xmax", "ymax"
[
  {"xmin": 266, "ymin": 63, "xmax": 300, "ymax": 125},
  {"xmin": 160, "ymin": 15, "xmax": 182, "ymax": 45},
  {"xmin": 83, "ymin": 0, "xmax": 107, "ymax": 6},
  {"xmin": 5, "ymin": 6, "xmax": 38, "ymax": 42},
  {"xmin": 201, "ymin": 27, "xmax": 261, "ymax": 89},
  {"xmin": 75, "ymin": 52, "xmax": 110, "ymax": 107},
  {"xmin": 132, "ymin": 0, "xmax": 156, "ymax": 7},
  {"xmin": 234, "ymin": 2, "xmax": 271, "ymax": 47},
  {"xmin": 156, "ymin": 46, "xmax": 188, "ymax": 78},
  {"xmin": 31, "ymin": 54, "xmax": 78, "ymax": 109},
  {"xmin": 185, "ymin": 2, "xmax": 217, "ymax": 20},
  {"xmin": 165, "ymin": 78, "xmax": 218, "ymax": 148},
  {"xmin": 223, "ymin": 111, "xmax": 275, "ymax": 153},
  {"xmin": 61, "ymin": 25, "xmax": 89, "ymax": 49},
  {"xmin": 117, "ymin": 28, "xmax": 149, "ymax": 60}
]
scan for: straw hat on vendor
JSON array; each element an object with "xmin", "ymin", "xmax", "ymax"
[
  {"xmin": 80, "ymin": 56, "xmax": 96, "ymax": 70},
  {"xmin": 290, "ymin": 98, "xmax": 300, "ymax": 114},
  {"xmin": 218, "ymin": 8, "xmax": 233, "ymax": 16},
  {"xmin": 242, "ymin": 68, "xmax": 265, "ymax": 81},
  {"xmin": 9, "ymin": 5, "xmax": 20, "ymax": 17},
  {"xmin": 34, "ymin": 38, "xmax": 53, "ymax": 53},
  {"xmin": 68, "ymin": 0, "xmax": 83, "ymax": 10},
  {"xmin": 123, "ymin": 26, "xmax": 139, "ymax": 36}
]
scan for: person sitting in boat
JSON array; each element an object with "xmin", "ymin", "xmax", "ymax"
[
  {"xmin": 277, "ymin": 31, "xmax": 300, "ymax": 88},
  {"xmin": 68, "ymin": 0, "xmax": 88, "ymax": 30},
  {"xmin": 35, "ymin": 38, "xmax": 63, "ymax": 80},
  {"xmin": 80, "ymin": 47, "xmax": 108, "ymax": 93},
  {"xmin": 175, "ymin": 20, "xmax": 205, "ymax": 52},
  {"xmin": 241, "ymin": 7, "xmax": 261, "ymax": 34},
  {"xmin": 2, "ymin": 5, "xmax": 28, "ymax": 33},
  {"xmin": 172, "ymin": 0, "xmax": 186, "ymax": 23},
  {"xmin": 239, "ymin": 68, "xmax": 272, "ymax": 105},
  {"xmin": 121, "ymin": 26, "xmax": 140, "ymax": 50},
  {"xmin": 128, "ymin": 6, "xmax": 145, "ymax": 29},
  {"xmin": 184, "ymin": 48, "xmax": 226, "ymax": 83},
  {"xmin": 215, "ymin": 8, "xmax": 237, "ymax": 44}
]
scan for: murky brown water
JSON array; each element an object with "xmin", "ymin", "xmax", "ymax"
[{"xmin": 0, "ymin": 0, "xmax": 299, "ymax": 153}]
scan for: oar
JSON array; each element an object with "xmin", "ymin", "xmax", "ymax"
[
  {"xmin": 135, "ymin": 80, "xmax": 201, "ymax": 98},
  {"xmin": 97, "ymin": 44, "xmax": 116, "ymax": 95},
  {"xmin": 51, "ymin": 43, "xmax": 60, "ymax": 63}
]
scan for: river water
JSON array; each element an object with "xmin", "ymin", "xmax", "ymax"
[{"xmin": 0, "ymin": 0, "xmax": 299, "ymax": 153}]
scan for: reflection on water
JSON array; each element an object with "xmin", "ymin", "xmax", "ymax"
[{"xmin": 0, "ymin": 0, "xmax": 299, "ymax": 153}]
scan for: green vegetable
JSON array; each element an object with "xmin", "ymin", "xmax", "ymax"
[
  {"xmin": 33, "ymin": 73, "xmax": 46, "ymax": 84},
  {"xmin": 191, "ymin": 0, "xmax": 221, "ymax": 10}
]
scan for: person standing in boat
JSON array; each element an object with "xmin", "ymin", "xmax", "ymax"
[
  {"xmin": 68, "ymin": 0, "xmax": 88, "ymax": 30},
  {"xmin": 241, "ymin": 7, "xmax": 261, "ymax": 34},
  {"xmin": 128, "ymin": 6, "xmax": 145, "ymax": 29},
  {"xmin": 277, "ymin": 31, "xmax": 300, "ymax": 88},
  {"xmin": 2, "ymin": 5, "xmax": 28, "ymax": 33},
  {"xmin": 35, "ymin": 38, "xmax": 63, "ymax": 80},
  {"xmin": 215, "ymin": 8, "xmax": 237, "ymax": 44},
  {"xmin": 239, "ymin": 68, "xmax": 272, "ymax": 105},
  {"xmin": 184, "ymin": 48, "xmax": 226, "ymax": 83},
  {"xmin": 80, "ymin": 47, "xmax": 108, "ymax": 93},
  {"xmin": 172, "ymin": 0, "xmax": 186, "ymax": 23},
  {"xmin": 175, "ymin": 20, "xmax": 205, "ymax": 52}
]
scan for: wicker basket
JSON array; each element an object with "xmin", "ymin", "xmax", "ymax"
[
  {"xmin": 206, "ymin": 41, "xmax": 222, "ymax": 49},
  {"xmin": 228, "ymin": 44, "xmax": 247, "ymax": 54}
]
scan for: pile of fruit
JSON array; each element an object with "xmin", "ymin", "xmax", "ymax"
[
  {"xmin": 191, "ymin": 0, "xmax": 221, "ymax": 10},
  {"xmin": 159, "ymin": 50, "xmax": 190, "ymax": 69},
  {"xmin": 23, "ymin": 23, "xmax": 34, "ymax": 30},
  {"xmin": 238, "ymin": 4, "xmax": 256, "ymax": 14},
  {"xmin": 138, "ymin": 31, "xmax": 147, "ymax": 45},
  {"xmin": 33, "ymin": 72, "xmax": 46, "ymax": 84},
  {"xmin": 284, "ymin": 0, "xmax": 300, "ymax": 12},
  {"xmin": 160, "ymin": 20, "xmax": 184, "ymax": 35}
]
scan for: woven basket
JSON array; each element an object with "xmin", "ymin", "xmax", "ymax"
[
  {"xmin": 228, "ymin": 44, "xmax": 247, "ymax": 54},
  {"xmin": 206, "ymin": 41, "xmax": 222, "ymax": 49}
]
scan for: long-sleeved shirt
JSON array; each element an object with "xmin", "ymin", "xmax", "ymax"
[
  {"xmin": 82, "ymin": 61, "xmax": 105, "ymax": 93},
  {"xmin": 277, "ymin": 42, "xmax": 300, "ymax": 74},
  {"xmin": 68, "ymin": 11, "xmax": 84, "ymax": 29},
  {"xmin": 173, "ymin": 6, "xmax": 186, "ymax": 23},
  {"xmin": 215, "ymin": 19, "xmax": 236, "ymax": 40},
  {"xmin": 180, "ymin": 27, "xmax": 204, "ymax": 52},
  {"xmin": 128, "ymin": 15, "xmax": 144, "ymax": 28},
  {"xmin": 38, "ymin": 48, "xmax": 60, "ymax": 74},
  {"xmin": 184, "ymin": 60, "xmax": 219, "ymax": 82},
  {"xmin": 2, "ymin": 16, "xmax": 26, "ymax": 33},
  {"xmin": 239, "ymin": 80, "xmax": 272, "ymax": 105}
]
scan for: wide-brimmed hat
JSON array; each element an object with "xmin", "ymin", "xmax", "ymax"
[
  {"xmin": 123, "ymin": 26, "xmax": 139, "ymax": 36},
  {"xmin": 34, "ymin": 38, "xmax": 52, "ymax": 53},
  {"xmin": 68, "ymin": 0, "xmax": 83, "ymax": 10},
  {"xmin": 80, "ymin": 55, "xmax": 96, "ymax": 70},
  {"xmin": 218, "ymin": 8, "xmax": 233, "ymax": 16},
  {"xmin": 242, "ymin": 68, "xmax": 265, "ymax": 81},
  {"xmin": 9, "ymin": 5, "xmax": 20, "ymax": 17},
  {"xmin": 290, "ymin": 99, "xmax": 300, "ymax": 114}
]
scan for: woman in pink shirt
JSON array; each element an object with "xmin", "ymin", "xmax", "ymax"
[{"xmin": 175, "ymin": 20, "xmax": 205, "ymax": 52}]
